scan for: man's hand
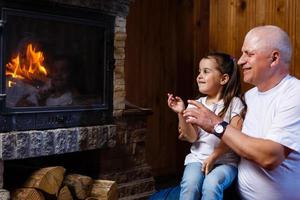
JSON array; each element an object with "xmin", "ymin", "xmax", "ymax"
[{"xmin": 183, "ymin": 100, "xmax": 222, "ymax": 133}]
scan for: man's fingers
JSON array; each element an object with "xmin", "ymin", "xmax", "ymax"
[
  {"xmin": 187, "ymin": 100, "xmax": 204, "ymax": 109},
  {"xmin": 182, "ymin": 109, "xmax": 199, "ymax": 124},
  {"xmin": 183, "ymin": 107, "xmax": 200, "ymax": 118}
]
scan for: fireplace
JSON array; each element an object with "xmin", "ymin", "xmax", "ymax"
[
  {"xmin": 0, "ymin": 1, "xmax": 114, "ymax": 131},
  {"xmin": 0, "ymin": 0, "xmax": 155, "ymax": 199}
]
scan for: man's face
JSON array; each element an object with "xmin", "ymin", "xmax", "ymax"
[{"xmin": 238, "ymin": 33, "xmax": 272, "ymax": 87}]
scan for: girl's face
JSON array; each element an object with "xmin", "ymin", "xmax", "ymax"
[{"xmin": 197, "ymin": 58, "xmax": 226, "ymax": 97}]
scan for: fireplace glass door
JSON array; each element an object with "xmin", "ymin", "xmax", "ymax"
[{"xmin": 1, "ymin": 8, "xmax": 114, "ymax": 111}]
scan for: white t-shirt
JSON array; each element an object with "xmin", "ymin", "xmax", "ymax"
[
  {"xmin": 184, "ymin": 96, "xmax": 244, "ymax": 167},
  {"xmin": 238, "ymin": 75, "xmax": 300, "ymax": 200}
]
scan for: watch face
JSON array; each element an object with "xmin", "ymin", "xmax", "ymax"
[
  {"xmin": 213, "ymin": 121, "xmax": 228, "ymax": 138},
  {"xmin": 215, "ymin": 124, "xmax": 224, "ymax": 134}
]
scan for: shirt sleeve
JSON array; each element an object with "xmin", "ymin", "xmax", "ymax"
[{"xmin": 229, "ymin": 97, "xmax": 244, "ymax": 120}]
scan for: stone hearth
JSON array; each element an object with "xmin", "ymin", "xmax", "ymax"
[{"xmin": 0, "ymin": 125, "xmax": 116, "ymax": 160}]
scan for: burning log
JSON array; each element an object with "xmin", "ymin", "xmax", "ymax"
[
  {"xmin": 6, "ymin": 43, "xmax": 49, "ymax": 86},
  {"xmin": 23, "ymin": 166, "xmax": 66, "ymax": 196}
]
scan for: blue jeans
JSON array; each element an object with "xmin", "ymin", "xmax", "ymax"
[{"xmin": 179, "ymin": 162, "xmax": 237, "ymax": 200}]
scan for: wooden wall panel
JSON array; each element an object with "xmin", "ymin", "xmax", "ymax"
[
  {"xmin": 209, "ymin": 0, "xmax": 300, "ymax": 90},
  {"xmin": 125, "ymin": 0, "xmax": 178, "ymax": 176},
  {"xmin": 210, "ymin": 0, "xmax": 234, "ymax": 53},
  {"xmin": 193, "ymin": 0, "xmax": 210, "ymax": 95},
  {"xmin": 125, "ymin": 0, "xmax": 210, "ymax": 176}
]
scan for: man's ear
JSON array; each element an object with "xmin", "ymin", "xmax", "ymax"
[
  {"xmin": 270, "ymin": 51, "xmax": 280, "ymax": 65},
  {"xmin": 220, "ymin": 74, "xmax": 229, "ymax": 85}
]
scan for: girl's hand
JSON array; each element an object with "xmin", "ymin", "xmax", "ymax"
[
  {"xmin": 167, "ymin": 93, "xmax": 185, "ymax": 113},
  {"xmin": 202, "ymin": 155, "xmax": 217, "ymax": 175}
]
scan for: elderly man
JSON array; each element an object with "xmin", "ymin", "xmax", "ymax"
[{"xmin": 183, "ymin": 25, "xmax": 300, "ymax": 200}]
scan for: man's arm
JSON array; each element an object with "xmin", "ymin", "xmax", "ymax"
[
  {"xmin": 183, "ymin": 100, "xmax": 292, "ymax": 170},
  {"xmin": 223, "ymin": 125, "xmax": 292, "ymax": 170}
]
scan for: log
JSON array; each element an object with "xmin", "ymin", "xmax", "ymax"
[
  {"xmin": 23, "ymin": 166, "xmax": 66, "ymax": 196},
  {"xmin": 85, "ymin": 197, "xmax": 101, "ymax": 200},
  {"xmin": 57, "ymin": 185, "xmax": 73, "ymax": 200},
  {"xmin": 11, "ymin": 188, "xmax": 45, "ymax": 200},
  {"xmin": 64, "ymin": 174, "xmax": 93, "ymax": 199},
  {"xmin": 90, "ymin": 180, "xmax": 118, "ymax": 200}
]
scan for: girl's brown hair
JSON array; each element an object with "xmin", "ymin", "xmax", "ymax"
[{"xmin": 204, "ymin": 52, "xmax": 247, "ymax": 118}]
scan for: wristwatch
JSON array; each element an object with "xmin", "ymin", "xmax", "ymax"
[{"xmin": 212, "ymin": 121, "xmax": 229, "ymax": 139}]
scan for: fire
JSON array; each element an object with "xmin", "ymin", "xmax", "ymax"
[{"xmin": 6, "ymin": 43, "xmax": 48, "ymax": 87}]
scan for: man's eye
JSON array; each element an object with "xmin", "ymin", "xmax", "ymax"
[{"xmin": 246, "ymin": 52, "xmax": 254, "ymax": 57}]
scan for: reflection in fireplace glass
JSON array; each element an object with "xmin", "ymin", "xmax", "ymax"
[{"xmin": 4, "ymin": 10, "xmax": 107, "ymax": 108}]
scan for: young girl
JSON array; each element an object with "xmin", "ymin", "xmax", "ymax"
[{"xmin": 167, "ymin": 52, "xmax": 245, "ymax": 200}]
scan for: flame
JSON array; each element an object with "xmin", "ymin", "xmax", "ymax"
[{"xmin": 6, "ymin": 43, "xmax": 48, "ymax": 87}]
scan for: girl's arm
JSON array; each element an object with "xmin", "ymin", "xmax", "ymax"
[
  {"xmin": 167, "ymin": 93, "xmax": 198, "ymax": 143},
  {"xmin": 177, "ymin": 112, "xmax": 198, "ymax": 143},
  {"xmin": 202, "ymin": 115, "xmax": 243, "ymax": 174}
]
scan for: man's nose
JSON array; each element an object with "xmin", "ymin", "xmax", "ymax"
[{"xmin": 237, "ymin": 55, "xmax": 245, "ymax": 66}]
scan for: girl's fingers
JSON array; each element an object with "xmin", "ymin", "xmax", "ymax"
[{"xmin": 205, "ymin": 165, "xmax": 209, "ymax": 175}]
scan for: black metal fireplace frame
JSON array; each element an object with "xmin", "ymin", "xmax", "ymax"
[{"xmin": 0, "ymin": 1, "xmax": 115, "ymax": 132}]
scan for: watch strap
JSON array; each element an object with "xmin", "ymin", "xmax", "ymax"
[{"xmin": 213, "ymin": 121, "xmax": 229, "ymax": 139}]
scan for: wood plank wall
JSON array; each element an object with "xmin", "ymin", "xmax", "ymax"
[
  {"xmin": 210, "ymin": 0, "xmax": 300, "ymax": 90},
  {"xmin": 125, "ymin": 0, "xmax": 209, "ymax": 176},
  {"xmin": 125, "ymin": 0, "xmax": 178, "ymax": 176},
  {"xmin": 125, "ymin": 0, "xmax": 300, "ymax": 177}
]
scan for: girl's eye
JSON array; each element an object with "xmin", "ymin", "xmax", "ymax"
[{"xmin": 203, "ymin": 69, "xmax": 209, "ymax": 74}]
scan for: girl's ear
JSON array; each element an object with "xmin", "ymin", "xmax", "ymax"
[{"xmin": 220, "ymin": 74, "xmax": 229, "ymax": 85}]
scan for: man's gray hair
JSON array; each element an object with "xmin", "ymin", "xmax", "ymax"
[{"xmin": 248, "ymin": 25, "xmax": 292, "ymax": 64}]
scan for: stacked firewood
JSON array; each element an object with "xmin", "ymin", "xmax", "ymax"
[{"xmin": 11, "ymin": 166, "xmax": 118, "ymax": 200}]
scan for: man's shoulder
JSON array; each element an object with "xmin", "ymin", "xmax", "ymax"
[
  {"xmin": 282, "ymin": 75, "xmax": 300, "ymax": 93},
  {"xmin": 245, "ymin": 87, "xmax": 257, "ymax": 98},
  {"xmin": 286, "ymin": 75, "xmax": 300, "ymax": 86}
]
